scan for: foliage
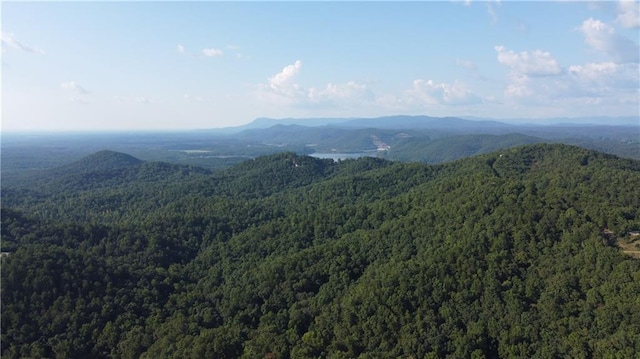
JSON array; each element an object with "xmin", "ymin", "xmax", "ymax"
[{"xmin": 2, "ymin": 144, "xmax": 640, "ymax": 358}]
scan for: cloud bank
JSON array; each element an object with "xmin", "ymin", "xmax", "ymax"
[{"xmin": 257, "ymin": 60, "xmax": 483, "ymax": 115}]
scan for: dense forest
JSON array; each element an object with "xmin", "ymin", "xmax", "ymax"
[{"xmin": 2, "ymin": 144, "xmax": 640, "ymax": 358}]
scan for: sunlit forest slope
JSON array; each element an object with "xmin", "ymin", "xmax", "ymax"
[{"xmin": 2, "ymin": 143, "xmax": 640, "ymax": 358}]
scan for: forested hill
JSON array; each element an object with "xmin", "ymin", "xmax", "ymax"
[
  {"xmin": 0, "ymin": 151, "xmax": 213, "ymax": 209},
  {"xmin": 2, "ymin": 144, "xmax": 640, "ymax": 358},
  {"xmin": 63, "ymin": 150, "xmax": 144, "ymax": 172}
]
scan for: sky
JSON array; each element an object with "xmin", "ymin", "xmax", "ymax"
[{"xmin": 2, "ymin": 1, "xmax": 639, "ymax": 131}]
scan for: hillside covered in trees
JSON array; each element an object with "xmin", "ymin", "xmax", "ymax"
[{"xmin": 2, "ymin": 144, "xmax": 640, "ymax": 358}]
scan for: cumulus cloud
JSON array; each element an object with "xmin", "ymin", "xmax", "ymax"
[
  {"xmin": 269, "ymin": 60, "xmax": 302, "ymax": 90},
  {"xmin": 616, "ymin": 0, "xmax": 640, "ymax": 28},
  {"xmin": 493, "ymin": 42, "xmax": 638, "ymax": 111},
  {"xmin": 493, "ymin": 16, "xmax": 638, "ymax": 111},
  {"xmin": 578, "ymin": 18, "xmax": 639, "ymax": 62},
  {"xmin": 256, "ymin": 61, "xmax": 302, "ymax": 107},
  {"xmin": 494, "ymin": 46, "xmax": 563, "ymax": 101},
  {"xmin": 569, "ymin": 62, "xmax": 639, "ymax": 90},
  {"xmin": 494, "ymin": 45, "xmax": 564, "ymax": 100},
  {"xmin": 503, "ymin": 73, "xmax": 533, "ymax": 98},
  {"xmin": 569, "ymin": 62, "xmax": 617, "ymax": 81},
  {"xmin": 202, "ymin": 48, "xmax": 223, "ymax": 57},
  {"xmin": 258, "ymin": 60, "xmax": 377, "ymax": 111},
  {"xmin": 60, "ymin": 81, "xmax": 90, "ymax": 95},
  {"xmin": 501, "ymin": 61, "xmax": 639, "ymax": 110},
  {"xmin": 1, "ymin": 31, "xmax": 44, "ymax": 54},
  {"xmin": 495, "ymin": 45, "xmax": 562, "ymax": 76},
  {"xmin": 257, "ymin": 60, "xmax": 489, "ymax": 115},
  {"xmin": 561, "ymin": 62, "xmax": 639, "ymax": 110}
]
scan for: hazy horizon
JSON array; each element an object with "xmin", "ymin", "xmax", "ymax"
[{"xmin": 2, "ymin": 114, "xmax": 639, "ymax": 136}]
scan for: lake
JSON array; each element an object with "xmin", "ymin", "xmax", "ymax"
[{"xmin": 309, "ymin": 152, "xmax": 379, "ymax": 161}]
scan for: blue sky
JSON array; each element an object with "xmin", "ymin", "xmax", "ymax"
[{"xmin": 2, "ymin": 1, "xmax": 639, "ymax": 131}]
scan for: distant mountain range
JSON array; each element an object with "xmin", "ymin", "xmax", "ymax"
[
  {"xmin": 211, "ymin": 115, "xmax": 639, "ymax": 162},
  {"xmin": 214, "ymin": 115, "xmax": 639, "ymax": 133},
  {"xmin": 461, "ymin": 116, "xmax": 640, "ymax": 126}
]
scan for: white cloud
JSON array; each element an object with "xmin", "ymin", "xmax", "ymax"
[
  {"xmin": 616, "ymin": 0, "xmax": 640, "ymax": 28},
  {"xmin": 258, "ymin": 52, "xmax": 635, "ymax": 118},
  {"xmin": 494, "ymin": 49, "xmax": 639, "ymax": 111},
  {"xmin": 60, "ymin": 81, "xmax": 90, "ymax": 95},
  {"xmin": 1, "ymin": 31, "xmax": 44, "ymax": 54},
  {"xmin": 258, "ymin": 60, "xmax": 377, "ymax": 110},
  {"xmin": 493, "ymin": 17, "xmax": 638, "ymax": 112},
  {"xmin": 307, "ymin": 81, "xmax": 375, "ymax": 107},
  {"xmin": 269, "ymin": 60, "xmax": 302, "ymax": 89},
  {"xmin": 406, "ymin": 80, "xmax": 442, "ymax": 106},
  {"xmin": 202, "ymin": 48, "xmax": 223, "ymax": 57},
  {"xmin": 177, "ymin": 44, "xmax": 186, "ymax": 54},
  {"xmin": 256, "ymin": 60, "xmax": 306, "ymax": 106},
  {"xmin": 494, "ymin": 46, "xmax": 564, "ymax": 101},
  {"xmin": 257, "ymin": 60, "xmax": 488, "ymax": 116},
  {"xmin": 578, "ymin": 18, "xmax": 639, "ymax": 62},
  {"xmin": 569, "ymin": 62, "xmax": 618, "ymax": 81},
  {"xmin": 503, "ymin": 73, "xmax": 533, "ymax": 98},
  {"xmin": 406, "ymin": 79, "xmax": 483, "ymax": 106},
  {"xmin": 495, "ymin": 45, "xmax": 562, "ymax": 76},
  {"xmin": 568, "ymin": 62, "xmax": 639, "ymax": 90},
  {"xmin": 318, "ymin": 81, "xmax": 370, "ymax": 99}
]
